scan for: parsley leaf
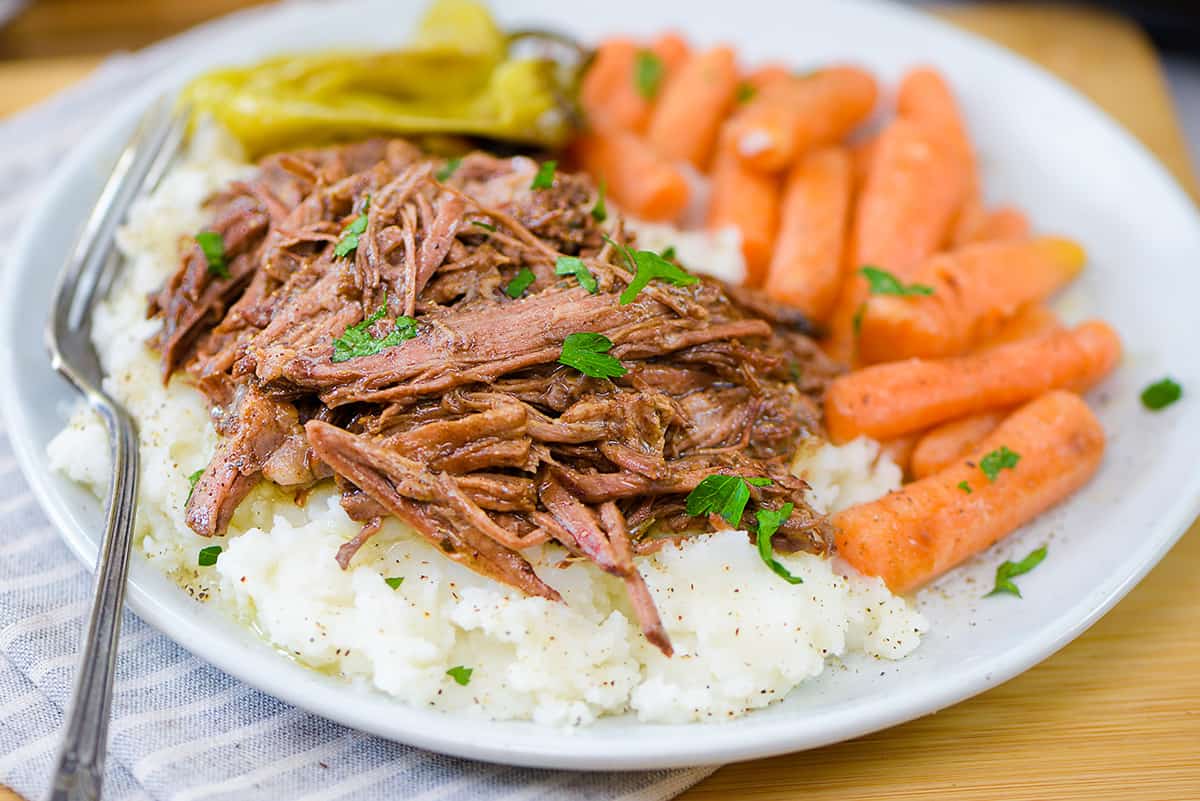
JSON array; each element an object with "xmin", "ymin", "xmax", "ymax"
[
  {"xmin": 614, "ymin": 246, "xmax": 698, "ymax": 305},
  {"xmin": 660, "ymin": 245, "xmax": 676, "ymax": 261},
  {"xmin": 735, "ymin": 82, "xmax": 756, "ymax": 104},
  {"xmin": 957, "ymin": 480, "xmax": 973, "ymax": 494},
  {"xmin": 755, "ymin": 503, "xmax": 803, "ymax": 584},
  {"xmin": 558, "ymin": 332, "xmax": 626, "ymax": 379},
  {"xmin": 591, "ymin": 179, "xmax": 607, "ymax": 223},
  {"xmin": 746, "ymin": 477, "xmax": 772, "ymax": 487},
  {"xmin": 435, "ymin": 157, "xmax": 461, "ymax": 182},
  {"xmin": 186, "ymin": 469, "xmax": 204, "ymax": 504},
  {"xmin": 198, "ymin": 545, "xmax": 221, "ymax": 567},
  {"xmin": 196, "ymin": 231, "xmax": 229, "ymax": 278},
  {"xmin": 1141, "ymin": 377, "xmax": 1182, "ymax": 411},
  {"xmin": 685, "ymin": 475, "xmax": 763, "ymax": 526},
  {"xmin": 860, "ymin": 265, "xmax": 934, "ymax": 297},
  {"xmin": 979, "ymin": 445, "xmax": 1020, "ymax": 482},
  {"xmin": 383, "ymin": 576, "xmax": 404, "ymax": 590},
  {"xmin": 633, "ymin": 50, "xmax": 664, "ymax": 99},
  {"xmin": 446, "ymin": 665, "xmax": 473, "ymax": 686},
  {"xmin": 530, "ymin": 160, "xmax": 556, "ymax": 190},
  {"xmin": 333, "ymin": 196, "xmax": 370, "ymax": 259},
  {"xmin": 331, "ymin": 298, "xmax": 418, "ymax": 363},
  {"xmin": 471, "ymin": 220, "xmax": 496, "ymax": 232},
  {"xmin": 985, "ymin": 545, "xmax": 1047, "ymax": 598},
  {"xmin": 504, "ymin": 267, "xmax": 536, "ymax": 299},
  {"xmin": 555, "ymin": 256, "xmax": 598, "ymax": 293}
]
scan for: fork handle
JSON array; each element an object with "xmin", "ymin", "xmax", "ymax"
[{"xmin": 46, "ymin": 405, "xmax": 139, "ymax": 801}]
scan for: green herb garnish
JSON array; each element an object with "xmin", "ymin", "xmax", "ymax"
[
  {"xmin": 685, "ymin": 475, "xmax": 768, "ymax": 527},
  {"xmin": 611, "ymin": 243, "xmax": 698, "ymax": 305},
  {"xmin": 555, "ymin": 256, "xmax": 598, "ymax": 293},
  {"xmin": 504, "ymin": 267, "xmax": 536, "ymax": 299},
  {"xmin": 633, "ymin": 50, "xmax": 664, "ymax": 99},
  {"xmin": 735, "ymin": 82, "xmax": 756, "ymax": 104},
  {"xmin": 957, "ymin": 480, "xmax": 973, "ymax": 494},
  {"xmin": 198, "ymin": 545, "xmax": 221, "ymax": 567},
  {"xmin": 333, "ymin": 196, "xmax": 370, "ymax": 259},
  {"xmin": 860, "ymin": 265, "xmax": 934, "ymax": 297},
  {"xmin": 558, "ymin": 332, "xmax": 626, "ymax": 379},
  {"xmin": 196, "ymin": 231, "xmax": 228, "ymax": 278},
  {"xmin": 471, "ymin": 220, "xmax": 496, "ymax": 232},
  {"xmin": 591, "ymin": 179, "xmax": 607, "ymax": 223},
  {"xmin": 435, "ymin": 157, "xmax": 461, "ymax": 182},
  {"xmin": 384, "ymin": 576, "xmax": 404, "ymax": 590},
  {"xmin": 852, "ymin": 302, "xmax": 866, "ymax": 336},
  {"xmin": 755, "ymin": 503, "xmax": 803, "ymax": 584},
  {"xmin": 331, "ymin": 298, "xmax": 417, "ymax": 363},
  {"xmin": 985, "ymin": 545, "xmax": 1047, "ymax": 598},
  {"xmin": 1141, "ymin": 377, "xmax": 1182, "ymax": 411},
  {"xmin": 531, "ymin": 160, "xmax": 556, "ymax": 190},
  {"xmin": 660, "ymin": 245, "xmax": 676, "ymax": 261},
  {"xmin": 186, "ymin": 469, "xmax": 204, "ymax": 504},
  {"xmin": 979, "ymin": 445, "xmax": 1020, "ymax": 482},
  {"xmin": 446, "ymin": 665, "xmax": 473, "ymax": 686}
]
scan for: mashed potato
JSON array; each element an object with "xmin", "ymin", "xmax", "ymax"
[{"xmin": 48, "ymin": 126, "xmax": 926, "ymax": 725}]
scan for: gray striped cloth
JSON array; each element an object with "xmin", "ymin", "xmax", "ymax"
[{"xmin": 0, "ymin": 5, "xmax": 716, "ymax": 799}]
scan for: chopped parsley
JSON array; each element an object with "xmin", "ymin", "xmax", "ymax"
[
  {"xmin": 590, "ymin": 179, "xmax": 607, "ymax": 223},
  {"xmin": 755, "ymin": 503, "xmax": 803, "ymax": 584},
  {"xmin": 852, "ymin": 303, "xmax": 866, "ymax": 336},
  {"xmin": 979, "ymin": 445, "xmax": 1020, "ymax": 482},
  {"xmin": 1141, "ymin": 377, "xmax": 1182, "ymax": 411},
  {"xmin": 735, "ymin": 82, "xmax": 756, "ymax": 104},
  {"xmin": 185, "ymin": 469, "xmax": 204, "ymax": 504},
  {"xmin": 446, "ymin": 665, "xmax": 473, "ymax": 686},
  {"xmin": 985, "ymin": 545, "xmax": 1047, "ymax": 598},
  {"xmin": 435, "ymin": 157, "xmax": 461, "ymax": 182},
  {"xmin": 558, "ymin": 332, "xmax": 626, "ymax": 379},
  {"xmin": 860, "ymin": 265, "xmax": 934, "ymax": 297},
  {"xmin": 633, "ymin": 50, "xmax": 664, "ymax": 99},
  {"xmin": 530, "ymin": 160, "xmax": 556, "ymax": 190},
  {"xmin": 504, "ymin": 267, "xmax": 536, "ymax": 299},
  {"xmin": 195, "ymin": 231, "xmax": 228, "ymax": 278},
  {"xmin": 471, "ymin": 220, "xmax": 497, "ymax": 232},
  {"xmin": 555, "ymin": 256, "xmax": 598, "ymax": 293},
  {"xmin": 685, "ymin": 475, "xmax": 770, "ymax": 527},
  {"xmin": 383, "ymin": 576, "xmax": 404, "ymax": 590},
  {"xmin": 333, "ymin": 196, "xmax": 370, "ymax": 259},
  {"xmin": 957, "ymin": 480, "xmax": 973, "ymax": 494},
  {"xmin": 660, "ymin": 245, "xmax": 676, "ymax": 261},
  {"xmin": 331, "ymin": 298, "xmax": 418, "ymax": 363},
  {"xmin": 197, "ymin": 545, "xmax": 221, "ymax": 567},
  {"xmin": 607, "ymin": 240, "xmax": 698, "ymax": 304}
]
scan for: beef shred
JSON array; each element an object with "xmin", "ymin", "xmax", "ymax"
[{"xmin": 148, "ymin": 139, "xmax": 841, "ymax": 654}]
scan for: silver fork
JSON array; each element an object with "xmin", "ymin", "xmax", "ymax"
[{"xmin": 44, "ymin": 97, "xmax": 187, "ymax": 801}]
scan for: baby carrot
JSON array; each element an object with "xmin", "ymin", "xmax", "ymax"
[
  {"xmin": 834, "ymin": 390, "xmax": 1105, "ymax": 593},
  {"xmin": 580, "ymin": 36, "xmax": 688, "ymax": 132},
  {"xmin": 707, "ymin": 131, "xmax": 781, "ymax": 285},
  {"xmin": 857, "ymin": 236, "xmax": 1086, "ymax": 363},
  {"xmin": 909, "ymin": 409, "xmax": 1009, "ymax": 479},
  {"xmin": 824, "ymin": 319, "xmax": 1122, "ymax": 443},
  {"xmin": 651, "ymin": 32, "xmax": 691, "ymax": 74},
  {"xmin": 970, "ymin": 206, "xmax": 1031, "ymax": 243},
  {"xmin": 973, "ymin": 303, "xmax": 1062, "ymax": 352},
  {"xmin": 880, "ymin": 431, "xmax": 922, "ymax": 478},
  {"xmin": 897, "ymin": 67, "xmax": 973, "ymax": 170},
  {"xmin": 763, "ymin": 146, "xmax": 853, "ymax": 321},
  {"xmin": 726, "ymin": 66, "xmax": 878, "ymax": 172},
  {"xmin": 849, "ymin": 134, "xmax": 879, "ymax": 190},
  {"xmin": 647, "ymin": 46, "xmax": 739, "ymax": 169},
  {"xmin": 744, "ymin": 64, "xmax": 791, "ymax": 93},
  {"xmin": 569, "ymin": 125, "xmax": 690, "ymax": 221}
]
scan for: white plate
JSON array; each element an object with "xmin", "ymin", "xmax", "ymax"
[{"xmin": 3, "ymin": 0, "xmax": 1199, "ymax": 771}]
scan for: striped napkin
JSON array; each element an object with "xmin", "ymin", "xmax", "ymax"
[{"xmin": 0, "ymin": 4, "xmax": 716, "ymax": 799}]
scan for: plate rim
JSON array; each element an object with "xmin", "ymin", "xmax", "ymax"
[{"xmin": 3, "ymin": 0, "xmax": 1200, "ymax": 770}]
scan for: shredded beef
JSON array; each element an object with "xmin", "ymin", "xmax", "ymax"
[{"xmin": 148, "ymin": 140, "xmax": 841, "ymax": 655}]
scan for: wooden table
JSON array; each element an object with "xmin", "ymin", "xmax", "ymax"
[{"xmin": 1, "ymin": 4, "xmax": 1197, "ymax": 800}]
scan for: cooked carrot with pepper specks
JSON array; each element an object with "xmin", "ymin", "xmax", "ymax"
[
  {"xmin": 580, "ymin": 36, "xmax": 688, "ymax": 132},
  {"xmin": 834, "ymin": 391, "xmax": 1105, "ymax": 593},
  {"xmin": 570, "ymin": 125, "xmax": 690, "ymax": 222},
  {"xmin": 824, "ymin": 320, "xmax": 1122, "ymax": 443},
  {"xmin": 909, "ymin": 409, "xmax": 1009, "ymax": 479},
  {"xmin": 857, "ymin": 236, "xmax": 1086, "ymax": 363},
  {"xmin": 707, "ymin": 132, "xmax": 781, "ymax": 285},
  {"xmin": 647, "ymin": 46, "xmax": 740, "ymax": 169},
  {"xmin": 727, "ymin": 66, "xmax": 878, "ymax": 172},
  {"xmin": 764, "ymin": 146, "xmax": 853, "ymax": 321}
]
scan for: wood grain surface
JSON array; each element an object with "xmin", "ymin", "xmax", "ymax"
[{"xmin": 0, "ymin": 4, "xmax": 1196, "ymax": 800}]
